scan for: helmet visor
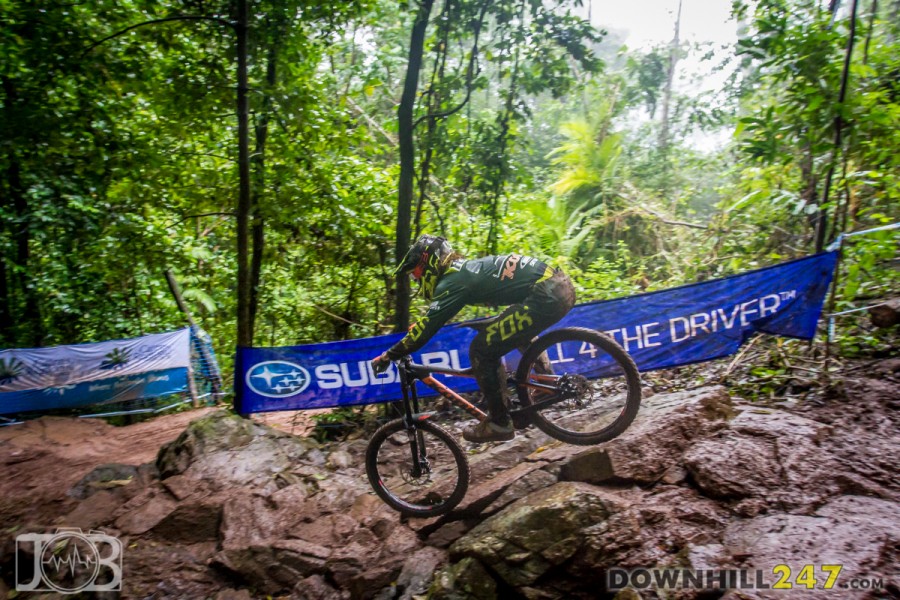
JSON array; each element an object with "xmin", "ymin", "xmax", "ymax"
[
  {"xmin": 393, "ymin": 245, "xmax": 420, "ymax": 277},
  {"xmin": 392, "ymin": 235, "xmax": 446, "ymax": 279}
]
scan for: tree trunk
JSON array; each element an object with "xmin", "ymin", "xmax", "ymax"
[
  {"xmin": 235, "ymin": 0, "xmax": 253, "ymax": 347},
  {"xmin": 816, "ymin": 0, "xmax": 859, "ymax": 252},
  {"xmin": 1, "ymin": 77, "xmax": 43, "ymax": 347},
  {"xmin": 249, "ymin": 43, "xmax": 278, "ymax": 343},
  {"xmin": 658, "ymin": 0, "xmax": 682, "ymax": 155},
  {"xmin": 395, "ymin": 0, "xmax": 434, "ymax": 332}
]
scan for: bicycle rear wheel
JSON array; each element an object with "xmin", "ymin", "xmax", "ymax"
[
  {"xmin": 515, "ymin": 327, "xmax": 641, "ymax": 445},
  {"xmin": 365, "ymin": 418, "xmax": 469, "ymax": 518}
]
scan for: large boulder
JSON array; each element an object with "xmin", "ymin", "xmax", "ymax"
[
  {"xmin": 212, "ymin": 539, "xmax": 333, "ymax": 594},
  {"xmin": 449, "ymin": 482, "xmax": 623, "ymax": 589},
  {"xmin": 579, "ymin": 485, "xmax": 730, "ymax": 566},
  {"xmin": 156, "ymin": 409, "xmax": 324, "ymax": 491},
  {"xmin": 432, "ymin": 387, "xmax": 734, "ymax": 528},
  {"xmin": 719, "ymin": 495, "xmax": 900, "ymax": 598},
  {"xmin": 428, "ymin": 557, "xmax": 498, "ymax": 600},
  {"xmin": 213, "ymin": 486, "xmax": 421, "ymax": 599},
  {"xmin": 683, "ymin": 433, "xmax": 781, "ymax": 500},
  {"xmin": 684, "ymin": 408, "xmax": 844, "ymax": 511},
  {"xmin": 555, "ymin": 387, "xmax": 734, "ymax": 486}
]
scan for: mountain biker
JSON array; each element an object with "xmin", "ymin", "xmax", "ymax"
[{"xmin": 371, "ymin": 234, "xmax": 576, "ymax": 443}]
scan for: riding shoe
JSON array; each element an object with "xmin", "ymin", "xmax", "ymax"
[{"xmin": 463, "ymin": 419, "xmax": 515, "ymax": 443}]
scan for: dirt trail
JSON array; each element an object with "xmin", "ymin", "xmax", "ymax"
[
  {"xmin": 0, "ymin": 407, "xmax": 326, "ymax": 527},
  {"xmin": 1, "ymin": 409, "xmax": 216, "ymax": 523}
]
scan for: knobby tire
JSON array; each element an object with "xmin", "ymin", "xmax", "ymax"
[
  {"xmin": 516, "ymin": 327, "xmax": 641, "ymax": 445},
  {"xmin": 365, "ymin": 418, "xmax": 469, "ymax": 518}
]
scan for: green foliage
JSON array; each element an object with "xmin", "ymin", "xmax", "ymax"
[
  {"xmin": 832, "ymin": 315, "xmax": 898, "ymax": 359},
  {"xmin": 1, "ymin": 0, "xmax": 897, "ymax": 402},
  {"xmin": 547, "ymin": 112, "xmax": 625, "ymax": 206},
  {"xmin": 728, "ymin": 0, "xmax": 900, "ymax": 253}
]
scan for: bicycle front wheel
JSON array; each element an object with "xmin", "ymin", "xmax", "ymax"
[
  {"xmin": 516, "ymin": 327, "xmax": 641, "ymax": 445},
  {"xmin": 365, "ymin": 418, "xmax": 470, "ymax": 518}
]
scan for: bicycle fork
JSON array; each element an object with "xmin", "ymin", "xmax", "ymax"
[{"xmin": 398, "ymin": 359, "xmax": 431, "ymax": 479}]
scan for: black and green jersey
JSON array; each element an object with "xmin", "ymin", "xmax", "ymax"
[{"xmin": 386, "ymin": 254, "xmax": 553, "ymax": 359}]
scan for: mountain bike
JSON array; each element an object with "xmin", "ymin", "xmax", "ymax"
[{"xmin": 364, "ymin": 325, "xmax": 641, "ymax": 518}]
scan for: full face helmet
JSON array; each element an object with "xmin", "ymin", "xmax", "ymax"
[{"xmin": 395, "ymin": 234, "xmax": 453, "ymax": 299}]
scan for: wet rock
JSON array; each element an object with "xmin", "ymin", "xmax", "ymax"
[
  {"xmin": 684, "ymin": 433, "xmax": 781, "ymax": 500},
  {"xmin": 212, "ymin": 539, "xmax": 332, "ymax": 595},
  {"xmin": 450, "ymin": 482, "xmax": 622, "ymax": 588},
  {"xmin": 218, "ymin": 491, "xmax": 298, "ymax": 551},
  {"xmin": 567, "ymin": 485, "xmax": 731, "ymax": 589},
  {"xmin": 156, "ymin": 409, "xmax": 321, "ymax": 491},
  {"xmin": 482, "ymin": 469, "xmax": 558, "ymax": 515},
  {"xmin": 151, "ymin": 496, "xmax": 223, "ymax": 543},
  {"xmin": 732, "ymin": 497, "xmax": 769, "ymax": 518},
  {"xmin": 293, "ymin": 574, "xmax": 349, "ymax": 599},
  {"xmin": 162, "ymin": 473, "xmax": 206, "ymax": 500},
  {"xmin": 730, "ymin": 408, "xmax": 832, "ymax": 441},
  {"xmin": 460, "ymin": 430, "xmax": 554, "ymax": 493},
  {"xmin": 394, "ymin": 547, "xmax": 447, "ymax": 600},
  {"xmin": 214, "ymin": 589, "xmax": 253, "ymax": 600},
  {"xmin": 661, "ymin": 464, "xmax": 688, "ymax": 485},
  {"xmin": 687, "ymin": 543, "xmax": 730, "ymax": 570},
  {"xmin": 685, "ymin": 404, "xmax": 848, "ymax": 511},
  {"xmin": 122, "ymin": 539, "xmax": 222, "ymax": 599},
  {"xmin": 424, "ymin": 521, "xmax": 475, "ymax": 549},
  {"xmin": 64, "ymin": 489, "xmax": 124, "ymax": 529},
  {"xmin": 722, "ymin": 495, "xmax": 900, "ymax": 598},
  {"xmin": 327, "ymin": 449, "xmax": 354, "ymax": 470},
  {"xmin": 558, "ymin": 387, "xmax": 734, "ymax": 485},
  {"xmin": 309, "ymin": 472, "xmax": 369, "ymax": 514},
  {"xmin": 327, "ymin": 524, "xmax": 422, "ymax": 598},
  {"xmin": 346, "ymin": 493, "xmax": 403, "ymax": 531},
  {"xmin": 114, "ymin": 487, "xmax": 179, "ymax": 535},
  {"xmin": 69, "ymin": 463, "xmax": 139, "ymax": 499},
  {"xmin": 451, "ymin": 459, "xmax": 553, "ymax": 517},
  {"xmin": 428, "ymin": 557, "xmax": 498, "ymax": 600},
  {"xmin": 214, "ymin": 481, "xmax": 420, "ymax": 599},
  {"xmin": 5, "ymin": 370, "xmax": 897, "ymax": 600}
]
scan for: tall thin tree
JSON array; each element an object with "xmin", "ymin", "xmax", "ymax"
[{"xmin": 395, "ymin": 0, "xmax": 435, "ymax": 332}]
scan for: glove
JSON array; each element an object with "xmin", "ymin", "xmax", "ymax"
[{"xmin": 371, "ymin": 353, "xmax": 391, "ymax": 374}]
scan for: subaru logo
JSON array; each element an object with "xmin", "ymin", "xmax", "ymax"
[{"xmin": 246, "ymin": 361, "xmax": 311, "ymax": 398}]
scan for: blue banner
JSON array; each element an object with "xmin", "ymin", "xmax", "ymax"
[
  {"xmin": 235, "ymin": 252, "xmax": 838, "ymax": 415},
  {"xmin": 0, "ymin": 329, "xmax": 192, "ymax": 414}
]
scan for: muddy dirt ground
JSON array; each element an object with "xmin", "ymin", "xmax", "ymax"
[
  {"xmin": 0, "ymin": 407, "xmax": 325, "ymax": 528},
  {"xmin": 0, "ymin": 350, "xmax": 897, "ymax": 599}
]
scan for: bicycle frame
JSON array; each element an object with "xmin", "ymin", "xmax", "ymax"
[
  {"xmin": 395, "ymin": 357, "xmax": 486, "ymax": 422},
  {"xmin": 394, "ymin": 356, "xmax": 566, "ymax": 426}
]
